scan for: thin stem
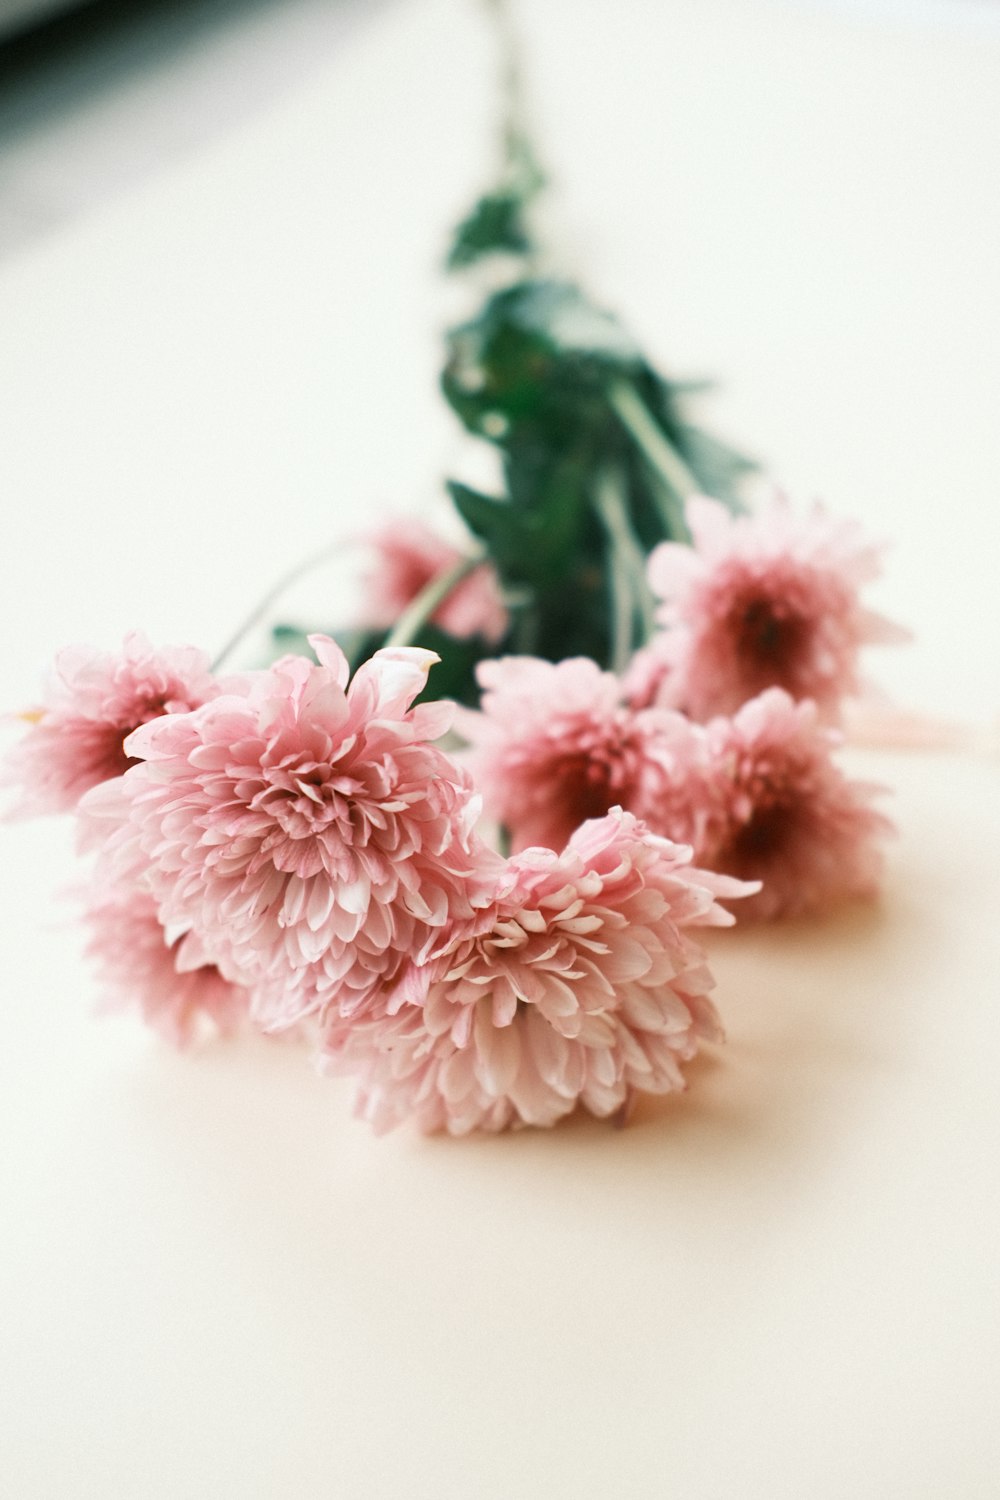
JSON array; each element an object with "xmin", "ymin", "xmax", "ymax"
[
  {"xmin": 594, "ymin": 465, "xmax": 644, "ymax": 675},
  {"xmin": 598, "ymin": 469, "xmax": 656, "ymax": 643},
  {"xmin": 607, "ymin": 378, "xmax": 698, "ymax": 540},
  {"xmin": 485, "ymin": 0, "xmax": 539, "ymax": 186},
  {"xmin": 211, "ymin": 540, "xmax": 344, "ymax": 672},
  {"xmin": 383, "ymin": 550, "xmax": 486, "ymax": 650}
]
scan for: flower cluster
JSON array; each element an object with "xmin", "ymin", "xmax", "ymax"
[
  {"xmin": 3, "ymin": 493, "xmax": 904, "ymax": 1134},
  {"xmin": 456, "ymin": 655, "xmax": 702, "ymax": 854},
  {"xmin": 462, "ymin": 495, "xmax": 901, "ymax": 917}
]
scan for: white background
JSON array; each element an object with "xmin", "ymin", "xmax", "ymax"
[{"xmin": 1, "ymin": 2, "xmax": 999, "ymax": 1496}]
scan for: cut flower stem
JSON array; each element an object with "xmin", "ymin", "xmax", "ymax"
[
  {"xmin": 594, "ymin": 464, "xmax": 655, "ymax": 674},
  {"xmin": 211, "ymin": 539, "xmax": 344, "ymax": 671},
  {"xmin": 384, "ymin": 549, "xmax": 488, "ymax": 650},
  {"xmin": 607, "ymin": 378, "xmax": 698, "ymax": 538}
]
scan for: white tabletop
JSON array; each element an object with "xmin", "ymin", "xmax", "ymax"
[{"xmin": 1, "ymin": 2, "xmax": 999, "ymax": 1496}]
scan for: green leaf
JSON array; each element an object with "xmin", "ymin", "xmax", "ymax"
[
  {"xmin": 447, "ymin": 191, "xmax": 533, "ymax": 269},
  {"xmin": 448, "ymin": 474, "xmax": 586, "ymax": 587},
  {"xmin": 674, "ymin": 424, "xmax": 756, "ymax": 499},
  {"xmin": 502, "ymin": 279, "xmax": 643, "ymax": 365},
  {"xmin": 442, "ymin": 278, "xmax": 647, "ymax": 444},
  {"xmin": 269, "ymin": 624, "xmax": 315, "ymax": 659}
]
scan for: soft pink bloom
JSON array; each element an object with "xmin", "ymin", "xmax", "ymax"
[
  {"xmin": 457, "ymin": 655, "xmax": 702, "ymax": 854},
  {"xmin": 689, "ymin": 688, "xmax": 893, "ymax": 920},
  {"xmin": 84, "ymin": 885, "xmax": 247, "ymax": 1047},
  {"xmin": 360, "ymin": 518, "xmax": 509, "ymax": 644},
  {"xmin": 80, "ymin": 637, "xmax": 488, "ymax": 1029},
  {"xmin": 3, "ymin": 633, "xmax": 217, "ymax": 818},
  {"xmin": 647, "ymin": 494, "xmax": 909, "ymax": 722},
  {"xmin": 323, "ymin": 809, "xmax": 756, "ymax": 1135},
  {"xmin": 621, "ymin": 641, "xmax": 677, "ymax": 711}
]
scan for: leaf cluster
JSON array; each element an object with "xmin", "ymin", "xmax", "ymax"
[
  {"xmin": 274, "ymin": 69, "xmax": 753, "ymax": 703},
  {"xmin": 439, "ymin": 270, "xmax": 753, "ymax": 673}
]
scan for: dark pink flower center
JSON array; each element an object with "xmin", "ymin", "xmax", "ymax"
[
  {"xmin": 727, "ymin": 802, "xmax": 787, "ymax": 865},
  {"xmin": 106, "ymin": 690, "xmax": 194, "ymax": 776},
  {"xmin": 523, "ymin": 728, "xmax": 645, "ymax": 851},
  {"xmin": 77, "ymin": 716, "xmax": 157, "ymax": 781},
  {"xmin": 727, "ymin": 593, "xmax": 810, "ymax": 689},
  {"xmin": 716, "ymin": 774, "xmax": 813, "ymax": 881},
  {"xmin": 559, "ymin": 752, "xmax": 629, "ymax": 821}
]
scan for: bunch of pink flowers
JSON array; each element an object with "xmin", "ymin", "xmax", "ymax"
[
  {"xmin": 462, "ymin": 494, "xmax": 903, "ymax": 922},
  {"xmin": 3, "ymin": 493, "xmax": 904, "ymax": 1133}
]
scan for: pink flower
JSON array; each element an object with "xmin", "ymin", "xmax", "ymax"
[
  {"xmin": 81, "ymin": 637, "xmax": 488, "ymax": 1029},
  {"xmin": 457, "ymin": 655, "xmax": 702, "ymax": 854},
  {"xmin": 647, "ymin": 495, "xmax": 909, "ymax": 722},
  {"xmin": 621, "ymin": 641, "xmax": 677, "ymax": 711},
  {"xmin": 690, "ymin": 688, "xmax": 892, "ymax": 920},
  {"xmin": 84, "ymin": 885, "xmax": 246, "ymax": 1047},
  {"xmin": 323, "ymin": 809, "xmax": 756, "ymax": 1134},
  {"xmin": 360, "ymin": 518, "xmax": 509, "ymax": 644},
  {"xmin": 3, "ymin": 633, "xmax": 217, "ymax": 818}
]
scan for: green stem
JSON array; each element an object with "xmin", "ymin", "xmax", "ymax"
[
  {"xmin": 383, "ymin": 550, "xmax": 486, "ymax": 650},
  {"xmin": 485, "ymin": 0, "xmax": 541, "ymax": 190},
  {"xmin": 607, "ymin": 378, "xmax": 698, "ymax": 540},
  {"xmin": 600, "ymin": 472, "xmax": 656, "ymax": 643},
  {"xmin": 211, "ymin": 539, "xmax": 343, "ymax": 672},
  {"xmin": 511, "ymin": 598, "xmax": 540, "ymax": 655},
  {"xmin": 594, "ymin": 465, "xmax": 648, "ymax": 675}
]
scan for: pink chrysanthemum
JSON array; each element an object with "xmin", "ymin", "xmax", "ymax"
[
  {"xmin": 323, "ymin": 809, "xmax": 755, "ymax": 1135},
  {"xmin": 3, "ymin": 633, "xmax": 217, "ymax": 818},
  {"xmin": 80, "ymin": 637, "xmax": 487, "ymax": 1029},
  {"xmin": 647, "ymin": 494, "xmax": 908, "ymax": 722},
  {"xmin": 457, "ymin": 655, "xmax": 702, "ymax": 854},
  {"xmin": 360, "ymin": 518, "xmax": 509, "ymax": 644},
  {"xmin": 690, "ymin": 688, "xmax": 893, "ymax": 920},
  {"xmin": 621, "ymin": 641, "xmax": 677, "ymax": 711},
  {"xmin": 84, "ymin": 885, "xmax": 247, "ymax": 1047}
]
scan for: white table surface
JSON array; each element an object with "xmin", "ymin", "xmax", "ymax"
[{"xmin": 1, "ymin": 2, "xmax": 999, "ymax": 1496}]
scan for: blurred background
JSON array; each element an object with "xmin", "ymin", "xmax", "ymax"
[{"xmin": 0, "ymin": 0, "xmax": 393, "ymax": 257}]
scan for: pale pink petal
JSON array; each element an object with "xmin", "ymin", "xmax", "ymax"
[
  {"xmin": 84, "ymin": 884, "xmax": 248, "ymax": 1047},
  {"xmin": 684, "ymin": 687, "xmax": 894, "ymax": 920},
  {"xmin": 457, "ymin": 655, "xmax": 705, "ymax": 854},
  {"xmin": 646, "ymin": 491, "xmax": 909, "ymax": 723},
  {"xmin": 323, "ymin": 809, "xmax": 754, "ymax": 1133},
  {"xmin": 3, "ymin": 635, "xmax": 218, "ymax": 818}
]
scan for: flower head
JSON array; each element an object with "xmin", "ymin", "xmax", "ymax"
[
  {"xmin": 81, "ymin": 636, "xmax": 488, "ymax": 1028},
  {"xmin": 324, "ymin": 809, "xmax": 755, "ymax": 1134},
  {"xmin": 647, "ymin": 495, "xmax": 908, "ymax": 721},
  {"xmin": 84, "ymin": 885, "xmax": 247, "ymax": 1047},
  {"xmin": 360, "ymin": 518, "xmax": 509, "ymax": 644},
  {"xmin": 3, "ymin": 633, "xmax": 216, "ymax": 818},
  {"xmin": 457, "ymin": 655, "xmax": 701, "ymax": 853},
  {"xmin": 692, "ymin": 688, "xmax": 892, "ymax": 919}
]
